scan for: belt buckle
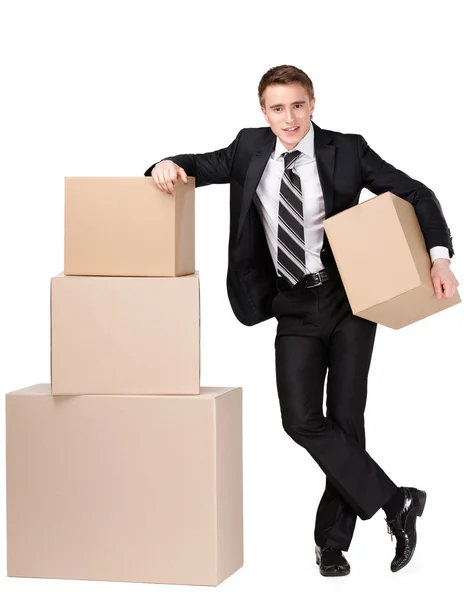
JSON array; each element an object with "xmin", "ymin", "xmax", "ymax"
[{"xmin": 302, "ymin": 272, "xmax": 323, "ymax": 288}]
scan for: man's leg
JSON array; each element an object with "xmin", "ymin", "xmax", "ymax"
[{"xmin": 314, "ymin": 288, "xmax": 378, "ymax": 551}]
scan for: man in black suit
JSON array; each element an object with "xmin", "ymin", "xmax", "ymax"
[{"xmin": 144, "ymin": 65, "xmax": 459, "ymax": 576}]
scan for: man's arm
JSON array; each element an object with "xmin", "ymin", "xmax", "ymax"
[
  {"xmin": 356, "ymin": 135, "xmax": 455, "ymax": 258},
  {"xmin": 144, "ymin": 129, "xmax": 245, "ymax": 187}
]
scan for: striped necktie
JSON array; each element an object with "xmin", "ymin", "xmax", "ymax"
[{"xmin": 277, "ymin": 150, "xmax": 307, "ymax": 286}]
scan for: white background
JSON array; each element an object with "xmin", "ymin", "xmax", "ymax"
[{"xmin": 1, "ymin": 0, "xmax": 466, "ymax": 598}]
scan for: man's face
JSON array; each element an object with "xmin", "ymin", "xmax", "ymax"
[{"xmin": 261, "ymin": 82, "xmax": 315, "ymax": 150}]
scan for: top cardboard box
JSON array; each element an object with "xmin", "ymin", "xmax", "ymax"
[
  {"xmin": 323, "ymin": 192, "xmax": 461, "ymax": 329},
  {"xmin": 64, "ymin": 176, "xmax": 195, "ymax": 276}
]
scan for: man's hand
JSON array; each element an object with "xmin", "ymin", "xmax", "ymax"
[
  {"xmin": 151, "ymin": 160, "xmax": 188, "ymax": 195},
  {"xmin": 431, "ymin": 258, "xmax": 459, "ymax": 299}
]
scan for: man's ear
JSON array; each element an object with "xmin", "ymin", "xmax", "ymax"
[
  {"xmin": 261, "ymin": 107, "xmax": 269, "ymax": 124},
  {"xmin": 309, "ymin": 97, "xmax": 316, "ymax": 120}
]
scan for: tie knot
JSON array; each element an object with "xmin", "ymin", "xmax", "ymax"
[{"xmin": 283, "ymin": 150, "xmax": 301, "ymax": 170}]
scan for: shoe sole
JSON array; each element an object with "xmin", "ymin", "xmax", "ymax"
[
  {"xmin": 391, "ymin": 490, "xmax": 427, "ymax": 573},
  {"xmin": 315, "ymin": 548, "xmax": 350, "ymax": 577}
]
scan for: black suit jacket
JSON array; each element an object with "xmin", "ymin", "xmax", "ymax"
[{"xmin": 144, "ymin": 121, "xmax": 454, "ymax": 327}]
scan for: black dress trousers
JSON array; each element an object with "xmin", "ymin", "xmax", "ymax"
[{"xmin": 271, "ymin": 270, "xmax": 398, "ymax": 551}]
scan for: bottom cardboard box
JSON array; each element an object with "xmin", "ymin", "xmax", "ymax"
[{"xmin": 6, "ymin": 384, "xmax": 243, "ymax": 586}]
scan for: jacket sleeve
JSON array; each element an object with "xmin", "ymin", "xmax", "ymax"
[
  {"xmin": 144, "ymin": 129, "xmax": 244, "ymax": 187},
  {"xmin": 356, "ymin": 134, "xmax": 454, "ymax": 258}
]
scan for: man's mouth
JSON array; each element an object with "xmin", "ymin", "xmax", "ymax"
[{"xmin": 283, "ymin": 126, "xmax": 299, "ymax": 133}]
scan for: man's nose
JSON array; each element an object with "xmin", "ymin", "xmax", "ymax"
[{"xmin": 284, "ymin": 109, "xmax": 294, "ymax": 122}]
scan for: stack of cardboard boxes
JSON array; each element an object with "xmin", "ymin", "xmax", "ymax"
[{"xmin": 6, "ymin": 176, "xmax": 243, "ymax": 586}]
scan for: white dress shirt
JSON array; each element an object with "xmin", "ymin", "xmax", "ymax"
[{"xmin": 253, "ymin": 124, "xmax": 450, "ymax": 276}]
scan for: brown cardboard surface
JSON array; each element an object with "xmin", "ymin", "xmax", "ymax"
[
  {"xmin": 6, "ymin": 384, "xmax": 243, "ymax": 586},
  {"xmin": 51, "ymin": 271, "xmax": 200, "ymax": 394},
  {"xmin": 323, "ymin": 192, "xmax": 461, "ymax": 329},
  {"xmin": 64, "ymin": 176, "xmax": 195, "ymax": 276}
]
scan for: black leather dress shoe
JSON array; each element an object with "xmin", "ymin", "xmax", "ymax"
[
  {"xmin": 315, "ymin": 545, "xmax": 350, "ymax": 577},
  {"xmin": 385, "ymin": 486, "xmax": 427, "ymax": 572}
]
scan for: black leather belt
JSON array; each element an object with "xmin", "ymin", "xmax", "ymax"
[{"xmin": 276, "ymin": 269, "xmax": 330, "ymax": 291}]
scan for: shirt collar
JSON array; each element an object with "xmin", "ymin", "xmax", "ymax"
[{"xmin": 272, "ymin": 122, "xmax": 315, "ymax": 161}]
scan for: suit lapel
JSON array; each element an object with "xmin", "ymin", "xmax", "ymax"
[
  {"xmin": 236, "ymin": 131, "xmax": 275, "ymax": 243},
  {"xmin": 313, "ymin": 121, "xmax": 335, "ymax": 218},
  {"xmin": 236, "ymin": 121, "xmax": 335, "ymax": 244}
]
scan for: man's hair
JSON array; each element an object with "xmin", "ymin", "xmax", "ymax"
[{"xmin": 258, "ymin": 65, "xmax": 315, "ymax": 108}]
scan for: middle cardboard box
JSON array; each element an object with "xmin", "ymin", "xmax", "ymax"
[{"xmin": 51, "ymin": 271, "xmax": 200, "ymax": 396}]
